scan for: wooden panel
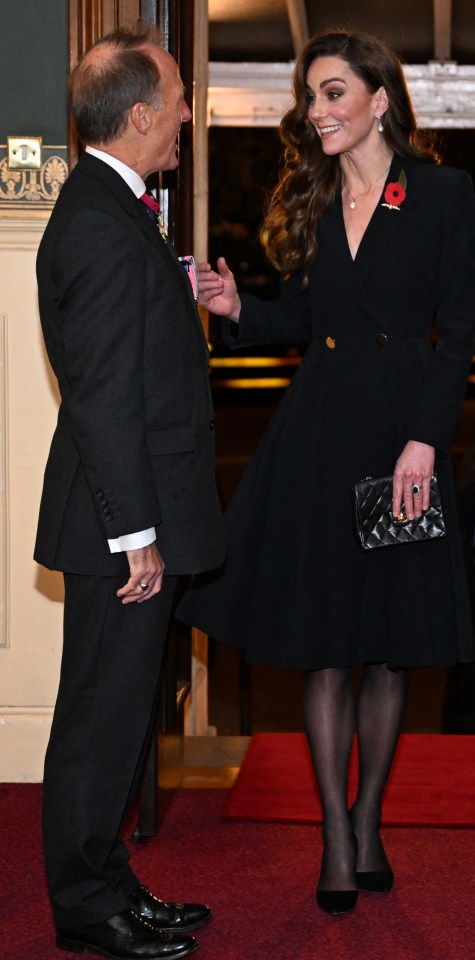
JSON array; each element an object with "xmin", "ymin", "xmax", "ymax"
[
  {"xmin": 70, "ymin": 0, "xmax": 141, "ymax": 65},
  {"xmin": 434, "ymin": 0, "xmax": 452, "ymax": 60},
  {"xmin": 156, "ymin": 0, "xmax": 194, "ymax": 250},
  {"xmin": 285, "ymin": 0, "xmax": 308, "ymax": 56},
  {"xmin": 68, "ymin": 0, "xmax": 143, "ymax": 166}
]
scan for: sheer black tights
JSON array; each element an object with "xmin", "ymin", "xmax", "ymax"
[
  {"xmin": 303, "ymin": 666, "xmax": 355, "ymax": 891},
  {"xmin": 303, "ymin": 663, "xmax": 408, "ymax": 890}
]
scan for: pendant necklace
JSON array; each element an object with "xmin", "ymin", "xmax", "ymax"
[{"xmin": 343, "ymin": 160, "xmax": 392, "ymax": 210}]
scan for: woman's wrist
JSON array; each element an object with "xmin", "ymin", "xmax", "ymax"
[{"xmin": 227, "ymin": 297, "xmax": 242, "ymax": 323}]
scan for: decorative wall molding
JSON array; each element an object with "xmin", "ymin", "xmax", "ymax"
[
  {"xmin": 0, "ymin": 146, "xmax": 68, "ymax": 216},
  {"xmin": 0, "ymin": 313, "xmax": 8, "ymax": 648},
  {"xmin": 0, "ymin": 213, "xmax": 62, "ymax": 781},
  {"xmin": 1, "ymin": 705, "xmax": 54, "ymax": 717},
  {"xmin": 0, "ymin": 709, "xmax": 54, "ymax": 781},
  {"xmin": 0, "ymin": 217, "xmax": 50, "ymax": 251},
  {"xmin": 208, "ymin": 61, "xmax": 475, "ymax": 128}
]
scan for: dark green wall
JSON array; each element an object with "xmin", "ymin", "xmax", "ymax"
[{"xmin": 0, "ymin": 0, "xmax": 68, "ymax": 144}]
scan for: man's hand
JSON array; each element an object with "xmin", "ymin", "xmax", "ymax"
[{"xmin": 117, "ymin": 543, "xmax": 165, "ymax": 604}]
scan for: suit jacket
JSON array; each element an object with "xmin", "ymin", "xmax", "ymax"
[{"xmin": 35, "ymin": 152, "xmax": 224, "ymax": 576}]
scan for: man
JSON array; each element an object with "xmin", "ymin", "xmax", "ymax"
[{"xmin": 35, "ymin": 26, "xmax": 224, "ymax": 960}]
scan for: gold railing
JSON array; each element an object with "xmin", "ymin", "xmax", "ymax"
[{"xmin": 209, "ymin": 354, "xmax": 301, "ymax": 389}]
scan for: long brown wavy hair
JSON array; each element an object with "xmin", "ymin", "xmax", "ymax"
[{"xmin": 263, "ymin": 30, "xmax": 439, "ymax": 277}]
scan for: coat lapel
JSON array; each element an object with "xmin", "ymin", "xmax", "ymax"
[
  {"xmin": 354, "ymin": 154, "xmax": 418, "ymax": 280},
  {"xmin": 317, "ymin": 154, "xmax": 420, "ymax": 327},
  {"xmin": 317, "ymin": 188, "xmax": 382, "ymax": 326},
  {"xmin": 79, "ymin": 154, "xmax": 209, "ymax": 354},
  {"xmin": 131, "ymin": 189, "xmax": 209, "ymax": 353}
]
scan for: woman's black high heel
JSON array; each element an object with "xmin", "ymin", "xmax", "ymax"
[
  {"xmin": 355, "ymin": 866, "xmax": 394, "ymax": 892},
  {"xmin": 349, "ymin": 807, "xmax": 394, "ymax": 893},
  {"xmin": 316, "ymin": 888, "xmax": 358, "ymax": 915},
  {"xmin": 316, "ymin": 833, "xmax": 358, "ymax": 915}
]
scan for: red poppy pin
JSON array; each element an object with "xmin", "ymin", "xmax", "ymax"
[{"xmin": 381, "ymin": 169, "xmax": 407, "ymax": 211}]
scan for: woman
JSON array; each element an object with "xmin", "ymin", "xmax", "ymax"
[{"xmin": 178, "ymin": 31, "xmax": 475, "ymax": 914}]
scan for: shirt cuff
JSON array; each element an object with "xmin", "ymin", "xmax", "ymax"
[{"xmin": 108, "ymin": 528, "xmax": 156, "ymax": 554}]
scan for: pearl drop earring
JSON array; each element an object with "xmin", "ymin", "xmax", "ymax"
[{"xmin": 377, "ymin": 115, "xmax": 384, "ymax": 134}]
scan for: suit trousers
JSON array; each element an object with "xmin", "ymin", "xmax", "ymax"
[{"xmin": 42, "ymin": 572, "xmax": 178, "ymax": 928}]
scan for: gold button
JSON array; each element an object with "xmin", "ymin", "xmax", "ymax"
[{"xmin": 325, "ymin": 336, "xmax": 336, "ymax": 349}]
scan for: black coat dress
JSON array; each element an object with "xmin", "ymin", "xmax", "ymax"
[{"xmin": 178, "ymin": 155, "xmax": 475, "ymax": 669}]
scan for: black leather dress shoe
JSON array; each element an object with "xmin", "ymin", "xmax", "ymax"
[
  {"xmin": 128, "ymin": 887, "xmax": 212, "ymax": 933},
  {"xmin": 56, "ymin": 909, "xmax": 198, "ymax": 958}
]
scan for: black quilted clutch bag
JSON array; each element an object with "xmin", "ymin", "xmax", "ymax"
[{"xmin": 353, "ymin": 474, "xmax": 446, "ymax": 550}]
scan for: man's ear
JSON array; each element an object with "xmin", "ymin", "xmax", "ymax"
[{"xmin": 130, "ymin": 102, "xmax": 150, "ymax": 135}]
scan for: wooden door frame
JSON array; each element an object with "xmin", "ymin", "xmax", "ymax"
[
  {"xmin": 67, "ymin": 0, "xmax": 210, "ymax": 744},
  {"xmin": 68, "ymin": 0, "xmax": 193, "ymax": 249}
]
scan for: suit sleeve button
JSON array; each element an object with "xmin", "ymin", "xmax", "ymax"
[{"xmin": 376, "ymin": 333, "xmax": 388, "ymax": 346}]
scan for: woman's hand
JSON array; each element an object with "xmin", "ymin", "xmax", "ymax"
[
  {"xmin": 197, "ymin": 257, "xmax": 241, "ymax": 321},
  {"xmin": 392, "ymin": 440, "xmax": 435, "ymax": 520}
]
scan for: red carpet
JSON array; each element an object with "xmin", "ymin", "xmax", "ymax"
[
  {"xmin": 222, "ymin": 733, "xmax": 475, "ymax": 826},
  {"xmin": 0, "ymin": 784, "xmax": 475, "ymax": 960}
]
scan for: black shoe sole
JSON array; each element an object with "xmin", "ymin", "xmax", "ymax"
[
  {"xmin": 57, "ymin": 938, "xmax": 90, "ymax": 954},
  {"xmin": 56, "ymin": 934, "xmax": 199, "ymax": 959},
  {"xmin": 57, "ymin": 937, "xmax": 108, "ymax": 955}
]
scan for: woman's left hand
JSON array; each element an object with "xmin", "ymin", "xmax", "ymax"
[{"xmin": 392, "ymin": 440, "xmax": 435, "ymax": 520}]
